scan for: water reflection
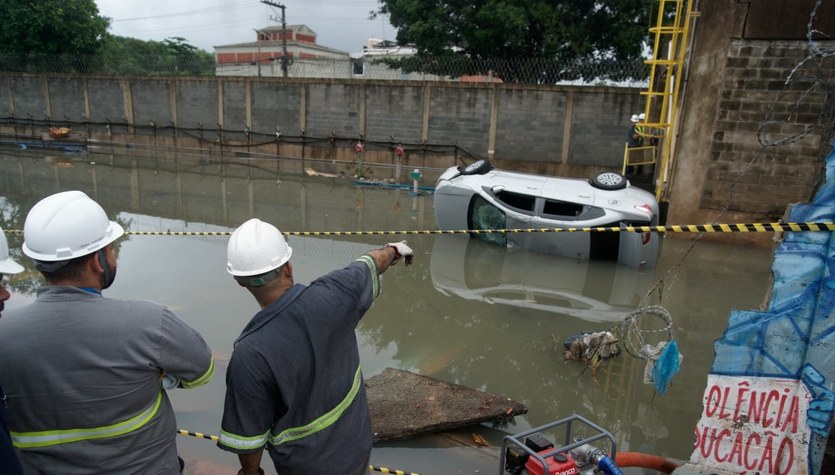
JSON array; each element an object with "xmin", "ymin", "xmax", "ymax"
[
  {"xmin": 431, "ymin": 235, "xmax": 654, "ymax": 322},
  {"xmin": 0, "ymin": 149, "xmax": 775, "ymax": 474}
]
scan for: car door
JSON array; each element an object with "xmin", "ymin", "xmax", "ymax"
[{"xmin": 528, "ymin": 197, "xmax": 594, "ymax": 259}]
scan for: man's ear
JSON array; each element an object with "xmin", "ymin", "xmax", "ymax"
[
  {"xmin": 88, "ymin": 252, "xmax": 104, "ymax": 274},
  {"xmin": 283, "ymin": 261, "xmax": 293, "ymax": 278}
]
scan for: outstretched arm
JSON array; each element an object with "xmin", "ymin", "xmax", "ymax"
[{"xmin": 366, "ymin": 241, "xmax": 414, "ymax": 274}]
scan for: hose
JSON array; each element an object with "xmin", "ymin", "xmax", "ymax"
[
  {"xmin": 614, "ymin": 451, "xmax": 680, "ymax": 474},
  {"xmin": 597, "ymin": 455, "xmax": 625, "ymax": 475}
]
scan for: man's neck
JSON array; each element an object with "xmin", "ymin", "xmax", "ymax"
[
  {"xmin": 251, "ymin": 280, "xmax": 293, "ymax": 310},
  {"xmin": 47, "ymin": 277, "xmax": 101, "ymax": 290}
]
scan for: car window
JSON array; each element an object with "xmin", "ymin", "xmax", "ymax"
[
  {"xmin": 542, "ymin": 199, "xmax": 584, "ymax": 217},
  {"xmin": 468, "ymin": 195, "xmax": 507, "ymax": 247},
  {"xmin": 494, "ymin": 190, "xmax": 536, "ymax": 214},
  {"xmin": 540, "ymin": 200, "xmax": 606, "ymax": 221}
]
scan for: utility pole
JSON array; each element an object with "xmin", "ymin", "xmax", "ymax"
[
  {"xmin": 260, "ymin": 0, "xmax": 288, "ymax": 78},
  {"xmin": 252, "ymin": 29, "xmax": 263, "ymax": 77}
]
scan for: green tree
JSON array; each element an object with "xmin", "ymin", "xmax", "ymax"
[
  {"xmin": 161, "ymin": 37, "xmax": 216, "ymax": 76},
  {"xmin": 372, "ymin": 0, "xmax": 653, "ymax": 83},
  {"xmin": 0, "ymin": 0, "xmax": 110, "ymax": 55},
  {"xmin": 99, "ymin": 36, "xmax": 215, "ymax": 76}
]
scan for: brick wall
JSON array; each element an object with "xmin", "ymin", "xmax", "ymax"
[{"xmin": 701, "ymin": 39, "xmax": 832, "ymax": 217}]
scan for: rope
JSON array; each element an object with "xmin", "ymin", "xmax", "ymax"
[
  {"xmin": 176, "ymin": 430, "xmax": 421, "ymax": 475},
  {"xmin": 5, "ymin": 221, "xmax": 833, "ymax": 237}
]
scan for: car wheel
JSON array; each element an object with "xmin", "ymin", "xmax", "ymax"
[
  {"xmin": 461, "ymin": 159, "xmax": 494, "ymax": 175},
  {"xmin": 590, "ymin": 172, "xmax": 627, "ymax": 190}
]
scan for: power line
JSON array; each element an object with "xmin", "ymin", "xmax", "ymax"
[{"xmin": 110, "ymin": 1, "xmax": 262, "ymax": 22}]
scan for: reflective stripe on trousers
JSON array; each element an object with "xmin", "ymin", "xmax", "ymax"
[{"xmin": 10, "ymin": 391, "xmax": 163, "ymax": 448}]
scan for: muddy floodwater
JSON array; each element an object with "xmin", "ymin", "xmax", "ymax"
[{"xmin": 0, "ymin": 149, "xmax": 774, "ymax": 474}]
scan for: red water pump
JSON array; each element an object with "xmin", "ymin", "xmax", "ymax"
[
  {"xmin": 501, "ymin": 414, "xmax": 622, "ymax": 475},
  {"xmin": 524, "ymin": 452, "xmax": 579, "ymax": 475},
  {"xmin": 504, "ymin": 432, "xmax": 578, "ymax": 475}
]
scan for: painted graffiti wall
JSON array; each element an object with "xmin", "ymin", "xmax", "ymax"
[{"xmin": 688, "ymin": 142, "xmax": 835, "ymax": 474}]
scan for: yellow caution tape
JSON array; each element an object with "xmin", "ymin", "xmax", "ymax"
[
  {"xmin": 370, "ymin": 466, "xmax": 420, "ymax": 475},
  {"xmin": 175, "ymin": 430, "xmax": 419, "ymax": 474},
  {"xmin": 6, "ymin": 222, "xmax": 835, "ymax": 237},
  {"xmin": 176, "ymin": 429, "xmax": 218, "ymax": 441}
]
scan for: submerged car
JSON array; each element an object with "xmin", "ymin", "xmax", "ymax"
[{"xmin": 433, "ymin": 160, "xmax": 661, "ymax": 267}]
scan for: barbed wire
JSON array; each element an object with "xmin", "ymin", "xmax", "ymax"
[
  {"xmin": 593, "ymin": 1, "xmax": 835, "ymax": 380},
  {"xmin": 641, "ymin": 0, "xmax": 835, "ymax": 310},
  {"xmin": 758, "ymin": 0, "xmax": 834, "ymax": 148}
]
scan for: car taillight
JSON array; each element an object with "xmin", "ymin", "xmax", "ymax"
[
  {"xmin": 635, "ymin": 203, "xmax": 654, "ymax": 216},
  {"xmin": 633, "ymin": 204, "xmax": 654, "ymax": 245}
]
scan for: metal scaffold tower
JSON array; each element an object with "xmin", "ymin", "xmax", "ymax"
[{"xmin": 631, "ymin": 0, "xmax": 698, "ymax": 202}]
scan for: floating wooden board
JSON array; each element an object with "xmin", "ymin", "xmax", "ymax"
[{"xmin": 366, "ymin": 367, "xmax": 528, "ymax": 443}]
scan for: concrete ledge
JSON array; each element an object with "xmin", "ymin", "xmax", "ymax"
[{"xmin": 367, "ymin": 367, "xmax": 528, "ymax": 443}]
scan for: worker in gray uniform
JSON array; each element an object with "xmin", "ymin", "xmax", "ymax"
[
  {"xmin": 0, "ymin": 190, "xmax": 215, "ymax": 474},
  {"xmin": 0, "ymin": 225, "xmax": 24, "ymax": 475},
  {"xmin": 217, "ymin": 218, "xmax": 413, "ymax": 475}
]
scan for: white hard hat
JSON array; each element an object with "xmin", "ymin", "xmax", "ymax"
[
  {"xmin": 638, "ymin": 113, "xmax": 646, "ymax": 120},
  {"xmin": 0, "ymin": 226, "xmax": 23, "ymax": 275},
  {"xmin": 630, "ymin": 114, "xmax": 639, "ymax": 123},
  {"xmin": 227, "ymin": 218, "xmax": 292, "ymax": 276},
  {"xmin": 22, "ymin": 191, "xmax": 124, "ymax": 262}
]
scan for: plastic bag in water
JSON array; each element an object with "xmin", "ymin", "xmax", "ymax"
[{"xmin": 651, "ymin": 339, "xmax": 681, "ymax": 395}]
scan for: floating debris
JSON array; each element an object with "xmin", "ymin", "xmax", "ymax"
[{"xmin": 561, "ymin": 331, "xmax": 621, "ymax": 374}]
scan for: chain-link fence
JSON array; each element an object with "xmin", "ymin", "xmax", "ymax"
[
  {"xmin": 0, "ymin": 53, "xmax": 649, "ymax": 86},
  {"xmin": 0, "ymin": 53, "xmax": 216, "ymax": 77}
]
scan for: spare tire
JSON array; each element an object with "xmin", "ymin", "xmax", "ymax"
[
  {"xmin": 590, "ymin": 172, "xmax": 627, "ymax": 190},
  {"xmin": 461, "ymin": 159, "xmax": 494, "ymax": 175}
]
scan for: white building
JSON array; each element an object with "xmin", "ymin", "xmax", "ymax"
[
  {"xmin": 214, "ymin": 27, "xmax": 494, "ymax": 82},
  {"xmin": 214, "ymin": 25, "xmax": 352, "ymax": 77}
]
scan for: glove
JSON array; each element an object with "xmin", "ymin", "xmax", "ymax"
[{"xmin": 386, "ymin": 240, "xmax": 414, "ymax": 266}]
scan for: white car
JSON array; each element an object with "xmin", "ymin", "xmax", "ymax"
[{"xmin": 433, "ymin": 160, "xmax": 661, "ymax": 267}]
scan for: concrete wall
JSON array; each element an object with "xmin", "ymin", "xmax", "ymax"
[{"xmin": 0, "ymin": 74, "xmax": 644, "ymax": 178}]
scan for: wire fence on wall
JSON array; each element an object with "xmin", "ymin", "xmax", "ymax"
[{"xmin": 0, "ymin": 53, "xmax": 650, "ymax": 87}]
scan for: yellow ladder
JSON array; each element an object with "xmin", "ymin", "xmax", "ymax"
[{"xmin": 629, "ymin": 0, "xmax": 698, "ymax": 201}]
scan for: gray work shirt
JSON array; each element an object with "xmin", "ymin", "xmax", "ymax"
[
  {"xmin": 0, "ymin": 286, "xmax": 214, "ymax": 474},
  {"xmin": 218, "ymin": 258, "xmax": 379, "ymax": 475}
]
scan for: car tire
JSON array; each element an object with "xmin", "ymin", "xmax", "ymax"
[
  {"xmin": 461, "ymin": 159, "xmax": 494, "ymax": 175},
  {"xmin": 590, "ymin": 172, "xmax": 627, "ymax": 190}
]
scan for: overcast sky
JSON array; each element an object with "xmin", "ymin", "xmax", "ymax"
[{"xmin": 95, "ymin": 0, "xmax": 397, "ymax": 54}]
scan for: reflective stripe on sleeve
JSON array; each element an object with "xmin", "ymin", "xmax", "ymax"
[
  {"xmin": 11, "ymin": 391, "xmax": 163, "ymax": 448},
  {"xmin": 270, "ymin": 366, "xmax": 363, "ymax": 446},
  {"xmin": 356, "ymin": 255, "xmax": 380, "ymax": 298},
  {"xmin": 181, "ymin": 359, "xmax": 215, "ymax": 389},
  {"xmin": 218, "ymin": 429, "xmax": 271, "ymax": 452}
]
